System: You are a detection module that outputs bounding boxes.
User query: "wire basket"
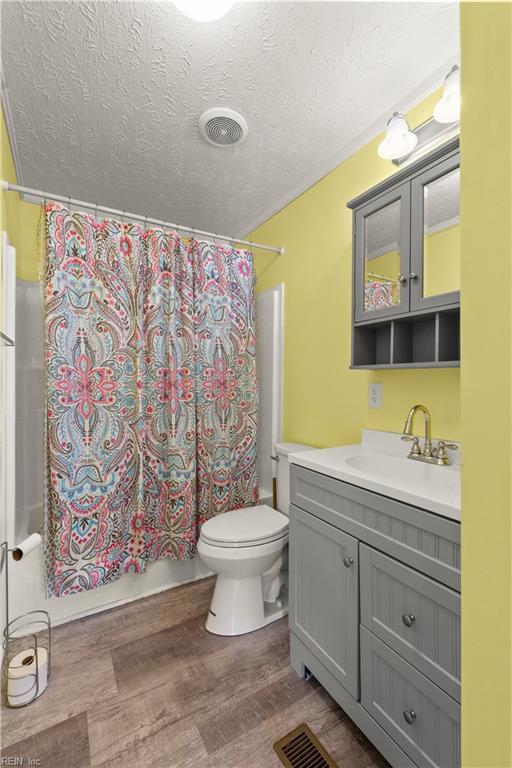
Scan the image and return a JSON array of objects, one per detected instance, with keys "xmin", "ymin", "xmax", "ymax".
[{"xmin": 2, "ymin": 610, "xmax": 51, "ymax": 708}]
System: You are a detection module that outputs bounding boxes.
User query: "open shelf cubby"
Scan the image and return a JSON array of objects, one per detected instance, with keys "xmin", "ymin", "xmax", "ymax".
[
  {"xmin": 437, "ymin": 309, "xmax": 460, "ymax": 362},
  {"xmin": 351, "ymin": 308, "xmax": 460, "ymax": 369},
  {"xmin": 353, "ymin": 323, "xmax": 392, "ymax": 367},
  {"xmin": 393, "ymin": 315, "xmax": 436, "ymax": 365}
]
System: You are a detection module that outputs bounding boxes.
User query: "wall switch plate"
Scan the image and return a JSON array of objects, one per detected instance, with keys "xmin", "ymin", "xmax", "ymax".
[{"xmin": 368, "ymin": 383, "xmax": 382, "ymax": 409}]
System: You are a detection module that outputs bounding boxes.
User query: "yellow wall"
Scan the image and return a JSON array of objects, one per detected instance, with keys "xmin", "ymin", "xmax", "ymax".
[
  {"xmin": 461, "ymin": 3, "xmax": 512, "ymax": 766},
  {"xmin": 249, "ymin": 89, "xmax": 460, "ymax": 447},
  {"xmin": 1, "ymin": 110, "xmax": 40, "ymax": 281}
]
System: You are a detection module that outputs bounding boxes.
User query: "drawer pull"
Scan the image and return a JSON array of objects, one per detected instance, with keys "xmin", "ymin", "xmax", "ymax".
[
  {"xmin": 403, "ymin": 709, "xmax": 417, "ymax": 725},
  {"xmin": 402, "ymin": 613, "xmax": 416, "ymax": 628},
  {"xmin": 343, "ymin": 556, "xmax": 354, "ymax": 568}
]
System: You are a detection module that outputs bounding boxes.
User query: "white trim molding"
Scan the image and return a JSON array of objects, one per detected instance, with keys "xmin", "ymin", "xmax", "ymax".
[
  {"xmin": 238, "ymin": 55, "xmax": 459, "ymax": 239},
  {"xmin": 0, "ymin": 80, "xmax": 24, "ymax": 186}
]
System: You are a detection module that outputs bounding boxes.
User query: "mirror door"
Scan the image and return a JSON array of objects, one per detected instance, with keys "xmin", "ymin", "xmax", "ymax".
[
  {"xmin": 410, "ymin": 153, "xmax": 460, "ymax": 311},
  {"xmin": 354, "ymin": 184, "xmax": 411, "ymax": 323}
]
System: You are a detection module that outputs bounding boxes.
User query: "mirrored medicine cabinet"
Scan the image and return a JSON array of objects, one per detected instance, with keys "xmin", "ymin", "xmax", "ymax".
[{"xmin": 348, "ymin": 138, "xmax": 460, "ymax": 369}]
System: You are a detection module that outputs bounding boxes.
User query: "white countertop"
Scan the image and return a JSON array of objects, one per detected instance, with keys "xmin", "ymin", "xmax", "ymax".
[{"xmin": 289, "ymin": 429, "xmax": 461, "ymax": 521}]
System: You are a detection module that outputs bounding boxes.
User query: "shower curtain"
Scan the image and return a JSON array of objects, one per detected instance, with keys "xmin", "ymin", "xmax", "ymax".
[{"xmin": 43, "ymin": 203, "xmax": 258, "ymax": 597}]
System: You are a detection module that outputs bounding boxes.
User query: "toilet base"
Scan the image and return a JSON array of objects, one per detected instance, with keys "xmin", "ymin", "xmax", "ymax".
[{"xmin": 205, "ymin": 574, "xmax": 288, "ymax": 636}]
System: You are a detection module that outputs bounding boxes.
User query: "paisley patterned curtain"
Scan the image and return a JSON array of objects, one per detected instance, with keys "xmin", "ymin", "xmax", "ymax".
[
  {"xmin": 192, "ymin": 240, "xmax": 258, "ymax": 522},
  {"xmin": 44, "ymin": 203, "xmax": 257, "ymax": 597}
]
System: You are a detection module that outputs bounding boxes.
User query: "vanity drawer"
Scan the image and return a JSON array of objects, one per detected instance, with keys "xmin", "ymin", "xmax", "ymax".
[
  {"xmin": 360, "ymin": 627, "xmax": 460, "ymax": 768},
  {"xmin": 360, "ymin": 545, "xmax": 460, "ymax": 701},
  {"xmin": 290, "ymin": 465, "xmax": 460, "ymax": 590}
]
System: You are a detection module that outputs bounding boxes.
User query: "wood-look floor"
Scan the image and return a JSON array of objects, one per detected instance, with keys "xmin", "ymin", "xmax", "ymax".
[{"xmin": 1, "ymin": 577, "xmax": 390, "ymax": 768}]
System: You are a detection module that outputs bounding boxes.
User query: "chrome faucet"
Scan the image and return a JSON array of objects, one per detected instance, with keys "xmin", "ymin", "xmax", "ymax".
[{"xmin": 401, "ymin": 404, "xmax": 458, "ymax": 466}]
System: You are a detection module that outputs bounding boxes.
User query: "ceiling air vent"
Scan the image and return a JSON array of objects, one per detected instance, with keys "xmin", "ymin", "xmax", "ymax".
[{"xmin": 199, "ymin": 107, "xmax": 248, "ymax": 147}]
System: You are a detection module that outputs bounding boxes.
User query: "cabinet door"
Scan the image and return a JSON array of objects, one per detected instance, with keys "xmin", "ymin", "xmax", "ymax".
[
  {"xmin": 289, "ymin": 504, "xmax": 359, "ymax": 697},
  {"xmin": 410, "ymin": 153, "xmax": 460, "ymax": 311},
  {"xmin": 360, "ymin": 545, "xmax": 460, "ymax": 701},
  {"xmin": 360, "ymin": 627, "xmax": 460, "ymax": 768},
  {"xmin": 354, "ymin": 183, "xmax": 411, "ymax": 323}
]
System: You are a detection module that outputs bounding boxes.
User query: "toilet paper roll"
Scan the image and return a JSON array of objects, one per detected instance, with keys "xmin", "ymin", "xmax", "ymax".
[
  {"xmin": 11, "ymin": 533, "xmax": 42, "ymax": 561},
  {"xmin": 7, "ymin": 647, "xmax": 48, "ymax": 706}
]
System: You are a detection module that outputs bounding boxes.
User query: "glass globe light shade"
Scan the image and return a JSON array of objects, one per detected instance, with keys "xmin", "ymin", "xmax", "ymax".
[
  {"xmin": 433, "ymin": 66, "xmax": 461, "ymax": 124},
  {"xmin": 378, "ymin": 112, "xmax": 418, "ymax": 160}
]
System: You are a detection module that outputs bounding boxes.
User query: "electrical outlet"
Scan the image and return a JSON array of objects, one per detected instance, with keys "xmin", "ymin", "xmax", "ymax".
[{"xmin": 368, "ymin": 383, "xmax": 382, "ymax": 409}]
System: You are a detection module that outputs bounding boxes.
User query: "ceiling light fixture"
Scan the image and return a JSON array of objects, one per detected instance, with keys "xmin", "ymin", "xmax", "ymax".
[
  {"xmin": 377, "ymin": 112, "xmax": 418, "ymax": 161},
  {"xmin": 433, "ymin": 65, "xmax": 461, "ymax": 124},
  {"xmin": 173, "ymin": 0, "xmax": 234, "ymax": 22}
]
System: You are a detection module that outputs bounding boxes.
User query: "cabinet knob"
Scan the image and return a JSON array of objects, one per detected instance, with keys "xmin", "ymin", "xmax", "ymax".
[
  {"xmin": 398, "ymin": 275, "xmax": 408, "ymax": 284},
  {"xmin": 408, "ymin": 272, "xmax": 418, "ymax": 280},
  {"xmin": 403, "ymin": 709, "xmax": 417, "ymax": 725},
  {"xmin": 402, "ymin": 613, "xmax": 416, "ymax": 627},
  {"xmin": 343, "ymin": 556, "xmax": 354, "ymax": 568}
]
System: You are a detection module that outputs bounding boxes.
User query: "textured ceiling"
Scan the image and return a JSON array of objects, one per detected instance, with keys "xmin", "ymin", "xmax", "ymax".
[{"xmin": 1, "ymin": 1, "xmax": 459, "ymax": 238}]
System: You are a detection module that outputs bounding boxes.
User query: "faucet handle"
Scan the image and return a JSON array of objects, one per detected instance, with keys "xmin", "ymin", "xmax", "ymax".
[
  {"xmin": 436, "ymin": 440, "xmax": 458, "ymax": 463},
  {"xmin": 402, "ymin": 435, "xmax": 421, "ymax": 456},
  {"xmin": 437, "ymin": 440, "xmax": 458, "ymax": 452}
]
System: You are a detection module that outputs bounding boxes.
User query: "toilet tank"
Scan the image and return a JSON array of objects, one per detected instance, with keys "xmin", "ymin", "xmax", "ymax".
[{"xmin": 275, "ymin": 442, "xmax": 314, "ymax": 516}]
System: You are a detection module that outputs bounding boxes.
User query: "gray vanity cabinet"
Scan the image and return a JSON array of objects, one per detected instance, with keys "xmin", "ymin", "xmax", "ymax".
[
  {"xmin": 289, "ymin": 505, "xmax": 359, "ymax": 697},
  {"xmin": 289, "ymin": 463, "xmax": 461, "ymax": 768}
]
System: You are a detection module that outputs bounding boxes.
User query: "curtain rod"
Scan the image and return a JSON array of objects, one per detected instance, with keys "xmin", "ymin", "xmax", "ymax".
[{"xmin": 1, "ymin": 180, "xmax": 285, "ymax": 256}]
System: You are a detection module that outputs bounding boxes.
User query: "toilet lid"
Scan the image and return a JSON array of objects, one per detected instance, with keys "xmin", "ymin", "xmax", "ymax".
[{"xmin": 200, "ymin": 505, "xmax": 288, "ymax": 547}]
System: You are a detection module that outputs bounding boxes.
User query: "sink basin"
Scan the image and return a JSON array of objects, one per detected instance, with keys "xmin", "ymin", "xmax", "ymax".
[
  {"xmin": 347, "ymin": 454, "xmax": 418, "ymax": 479},
  {"xmin": 345, "ymin": 453, "xmax": 458, "ymax": 493},
  {"xmin": 288, "ymin": 430, "xmax": 461, "ymax": 520}
]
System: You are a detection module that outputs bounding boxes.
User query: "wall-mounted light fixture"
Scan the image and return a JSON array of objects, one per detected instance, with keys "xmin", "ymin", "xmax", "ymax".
[
  {"xmin": 378, "ymin": 65, "xmax": 460, "ymax": 166},
  {"xmin": 433, "ymin": 65, "xmax": 461, "ymax": 124},
  {"xmin": 377, "ymin": 113, "xmax": 418, "ymax": 161}
]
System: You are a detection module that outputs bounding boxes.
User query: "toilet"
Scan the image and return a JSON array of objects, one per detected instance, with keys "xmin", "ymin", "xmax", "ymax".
[{"xmin": 197, "ymin": 442, "xmax": 313, "ymax": 636}]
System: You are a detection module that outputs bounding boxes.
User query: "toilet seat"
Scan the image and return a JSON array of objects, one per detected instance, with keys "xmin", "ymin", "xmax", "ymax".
[
  {"xmin": 200, "ymin": 530, "xmax": 288, "ymax": 548},
  {"xmin": 199, "ymin": 504, "xmax": 288, "ymax": 549}
]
